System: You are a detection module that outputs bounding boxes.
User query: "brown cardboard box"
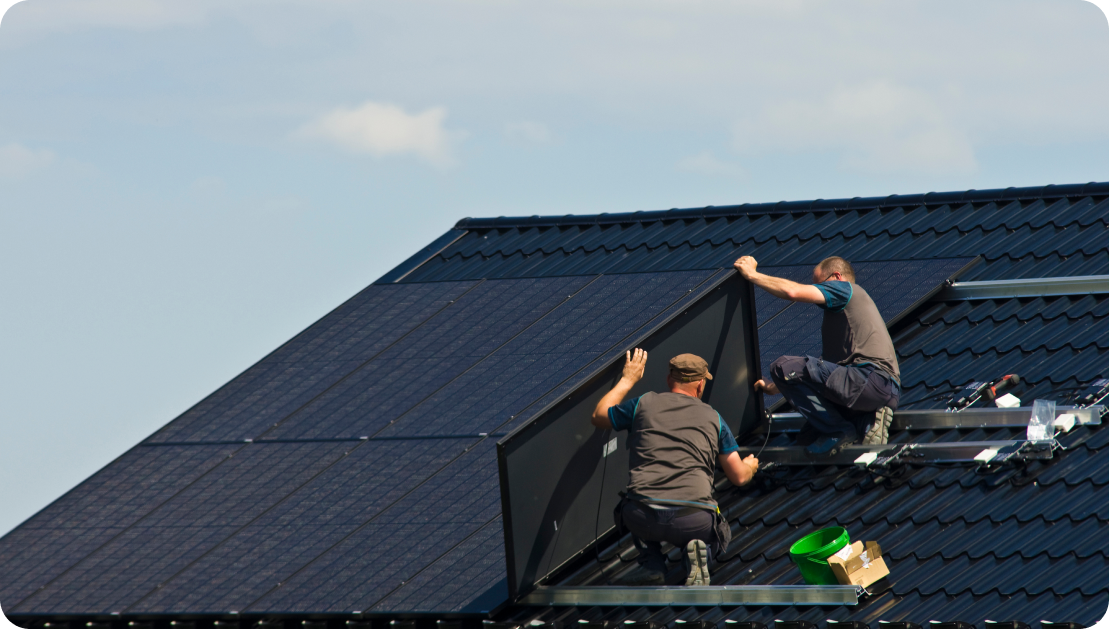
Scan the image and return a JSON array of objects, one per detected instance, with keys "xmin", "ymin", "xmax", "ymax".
[{"xmin": 827, "ymin": 541, "xmax": 890, "ymax": 588}]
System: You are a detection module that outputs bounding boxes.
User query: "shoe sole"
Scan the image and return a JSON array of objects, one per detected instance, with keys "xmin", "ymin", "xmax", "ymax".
[
  {"xmin": 862, "ymin": 407, "xmax": 893, "ymax": 445},
  {"xmin": 685, "ymin": 540, "xmax": 710, "ymax": 586}
]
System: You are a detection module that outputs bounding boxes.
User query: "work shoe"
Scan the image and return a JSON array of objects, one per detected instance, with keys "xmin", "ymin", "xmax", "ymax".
[
  {"xmin": 684, "ymin": 539, "xmax": 710, "ymax": 586},
  {"xmin": 861, "ymin": 407, "xmax": 893, "ymax": 445},
  {"xmin": 805, "ymin": 433, "xmax": 854, "ymax": 457},
  {"xmin": 793, "ymin": 421, "xmax": 820, "ymax": 447},
  {"xmin": 615, "ymin": 563, "xmax": 666, "ymax": 586}
]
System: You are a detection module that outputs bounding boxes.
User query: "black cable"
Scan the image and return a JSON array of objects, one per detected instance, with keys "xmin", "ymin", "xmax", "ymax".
[
  {"xmin": 897, "ymin": 386, "xmax": 963, "ymax": 408},
  {"xmin": 593, "ymin": 429, "xmax": 614, "ymax": 585},
  {"xmin": 754, "ymin": 412, "xmax": 773, "ymax": 459}
]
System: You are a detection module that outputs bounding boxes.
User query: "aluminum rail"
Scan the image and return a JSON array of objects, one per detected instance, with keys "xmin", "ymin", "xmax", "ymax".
[
  {"xmin": 738, "ymin": 440, "xmax": 1055, "ymax": 467},
  {"xmin": 755, "ymin": 407, "xmax": 1103, "ymax": 434},
  {"xmin": 936, "ymin": 275, "xmax": 1109, "ymax": 300},
  {"xmin": 518, "ymin": 585, "xmax": 861, "ymax": 607}
]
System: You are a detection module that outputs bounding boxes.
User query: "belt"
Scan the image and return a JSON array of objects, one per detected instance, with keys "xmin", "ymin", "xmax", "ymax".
[{"xmin": 630, "ymin": 499, "xmax": 712, "ymax": 519}]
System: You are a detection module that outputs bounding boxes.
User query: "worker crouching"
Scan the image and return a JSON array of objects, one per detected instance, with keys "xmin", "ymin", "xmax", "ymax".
[{"xmin": 592, "ymin": 350, "xmax": 759, "ymax": 586}]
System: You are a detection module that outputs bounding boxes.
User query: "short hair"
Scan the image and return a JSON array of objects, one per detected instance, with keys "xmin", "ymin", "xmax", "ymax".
[{"xmin": 816, "ymin": 256, "xmax": 856, "ymax": 282}]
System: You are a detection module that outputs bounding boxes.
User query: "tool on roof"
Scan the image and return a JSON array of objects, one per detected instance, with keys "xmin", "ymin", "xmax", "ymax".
[{"xmin": 946, "ymin": 374, "xmax": 1020, "ymax": 411}]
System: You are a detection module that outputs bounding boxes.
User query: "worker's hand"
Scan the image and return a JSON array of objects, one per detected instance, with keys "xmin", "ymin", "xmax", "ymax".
[
  {"xmin": 733, "ymin": 255, "xmax": 758, "ymax": 280},
  {"xmin": 743, "ymin": 454, "xmax": 759, "ymax": 474},
  {"xmin": 621, "ymin": 348, "xmax": 647, "ymax": 384},
  {"xmin": 754, "ymin": 378, "xmax": 779, "ymax": 395}
]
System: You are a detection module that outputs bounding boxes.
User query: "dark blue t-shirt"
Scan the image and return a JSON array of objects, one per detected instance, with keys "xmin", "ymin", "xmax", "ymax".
[{"xmin": 609, "ymin": 395, "xmax": 739, "ymax": 454}]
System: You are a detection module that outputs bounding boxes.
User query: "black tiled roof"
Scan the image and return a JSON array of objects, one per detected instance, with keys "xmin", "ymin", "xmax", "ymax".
[{"xmin": 3, "ymin": 181, "xmax": 1108, "ymax": 627}]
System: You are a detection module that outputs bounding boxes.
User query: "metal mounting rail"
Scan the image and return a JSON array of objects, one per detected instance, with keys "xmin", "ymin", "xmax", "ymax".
[
  {"xmin": 739, "ymin": 440, "xmax": 1055, "ymax": 467},
  {"xmin": 935, "ymin": 275, "xmax": 1109, "ymax": 300},
  {"xmin": 756, "ymin": 407, "xmax": 1103, "ymax": 434},
  {"xmin": 518, "ymin": 585, "xmax": 861, "ymax": 607}
]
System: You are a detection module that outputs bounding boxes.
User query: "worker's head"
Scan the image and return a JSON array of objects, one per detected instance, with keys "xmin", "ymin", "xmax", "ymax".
[
  {"xmin": 667, "ymin": 353, "xmax": 713, "ymax": 398},
  {"xmin": 813, "ymin": 256, "xmax": 856, "ymax": 283}
]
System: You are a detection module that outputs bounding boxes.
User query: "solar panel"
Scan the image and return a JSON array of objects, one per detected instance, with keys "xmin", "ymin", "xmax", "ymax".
[
  {"xmin": 146, "ymin": 281, "xmax": 480, "ymax": 444},
  {"xmin": 369, "ymin": 518, "xmax": 507, "ymax": 614},
  {"xmin": 246, "ymin": 440, "xmax": 502, "ymax": 614},
  {"xmin": 0, "ymin": 444, "xmax": 239, "ymax": 607},
  {"xmin": 13, "ymin": 442, "xmax": 351, "ymax": 614},
  {"xmin": 129, "ymin": 438, "xmax": 476, "ymax": 613},
  {"xmin": 264, "ymin": 276, "xmax": 594, "ymax": 440},
  {"xmin": 376, "ymin": 270, "xmax": 721, "ymax": 438}
]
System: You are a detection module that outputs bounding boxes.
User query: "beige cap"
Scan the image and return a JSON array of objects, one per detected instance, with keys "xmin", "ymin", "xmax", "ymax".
[{"xmin": 669, "ymin": 353, "xmax": 713, "ymax": 383}]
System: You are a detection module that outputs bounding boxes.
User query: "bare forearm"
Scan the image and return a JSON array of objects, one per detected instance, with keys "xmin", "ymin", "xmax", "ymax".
[
  {"xmin": 748, "ymin": 271, "xmax": 810, "ymax": 302},
  {"xmin": 592, "ymin": 377, "xmax": 636, "ymax": 428}
]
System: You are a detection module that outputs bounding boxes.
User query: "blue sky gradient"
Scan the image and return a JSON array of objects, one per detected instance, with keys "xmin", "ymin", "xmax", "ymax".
[{"xmin": 1, "ymin": 0, "xmax": 1108, "ymax": 535}]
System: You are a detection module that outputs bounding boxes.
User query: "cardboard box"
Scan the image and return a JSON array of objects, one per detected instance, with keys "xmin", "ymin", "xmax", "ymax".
[{"xmin": 827, "ymin": 541, "xmax": 890, "ymax": 588}]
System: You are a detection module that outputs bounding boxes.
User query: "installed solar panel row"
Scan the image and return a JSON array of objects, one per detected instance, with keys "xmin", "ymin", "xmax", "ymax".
[{"xmin": 2, "ymin": 269, "xmax": 727, "ymax": 616}]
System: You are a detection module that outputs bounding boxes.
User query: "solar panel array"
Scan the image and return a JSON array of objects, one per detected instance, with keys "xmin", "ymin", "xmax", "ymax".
[{"xmin": 1, "ymin": 270, "xmax": 725, "ymax": 616}]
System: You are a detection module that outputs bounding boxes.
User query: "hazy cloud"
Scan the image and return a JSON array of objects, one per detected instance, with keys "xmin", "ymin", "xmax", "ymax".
[
  {"xmin": 0, "ymin": 142, "xmax": 55, "ymax": 179},
  {"xmin": 676, "ymin": 151, "xmax": 746, "ymax": 179},
  {"xmin": 297, "ymin": 101, "xmax": 458, "ymax": 167},
  {"xmin": 733, "ymin": 82, "xmax": 978, "ymax": 176}
]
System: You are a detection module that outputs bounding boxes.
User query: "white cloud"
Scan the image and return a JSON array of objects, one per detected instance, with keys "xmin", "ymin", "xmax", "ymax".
[
  {"xmin": 296, "ymin": 101, "xmax": 458, "ymax": 167},
  {"xmin": 504, "ymin": 121, "xmax": 552, "ymax": 145},
  {"xmin": 0, "ymin": 142, "xmax": 55, "ymax": 179},
  {"xmin": 676, "ymin": 151, "xmax": 746, "ymax": 178},
  {"xmin": 733, "ymin": 82, "xmax": 978, "ymax": 176}
]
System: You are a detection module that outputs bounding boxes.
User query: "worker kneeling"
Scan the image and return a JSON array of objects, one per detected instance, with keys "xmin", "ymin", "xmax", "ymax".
[{"xmin": 592, "ymin": 350, "xmax": 759, "ymax": 586}]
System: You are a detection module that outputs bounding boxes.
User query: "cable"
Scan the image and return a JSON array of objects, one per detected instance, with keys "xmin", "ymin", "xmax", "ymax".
[
  {"xmin": 593, "ymin": 429, "xmax": 614, "ymax": 585},
  {"xmin": 754, "ymin": 412, "xmax": 773, "ymax": 459}
]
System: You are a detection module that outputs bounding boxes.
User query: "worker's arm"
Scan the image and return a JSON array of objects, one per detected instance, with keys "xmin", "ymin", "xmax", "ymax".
[
  {"xmin": 734, "ymin": 256, "xmax": 825, "ymax": 305},
  {"xmin": 591, "ymin": 348, "xmax": 647, "ymax": 429},
  {"xmin": 719, "ymin": 452, "xmax": 759, "ymax": 486}
]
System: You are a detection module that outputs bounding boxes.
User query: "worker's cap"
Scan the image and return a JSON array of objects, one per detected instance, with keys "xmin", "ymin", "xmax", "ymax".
[{"xmin": 669, "ymin": 354, "xmax": 713, "ymax": 383}]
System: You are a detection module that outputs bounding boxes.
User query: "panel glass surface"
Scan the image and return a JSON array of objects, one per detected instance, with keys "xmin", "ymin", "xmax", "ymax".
[
  {"xmin": 13, "ymin": 442, "xmax": 351, "ymax": 614},
  {"xmin": 265, "ymin": 276, "xmax": 593, "ymax": 440},
  {"xmin": 130, "ymin": 438, "xmax": 476, "ymax": 613},
  {"xmin": 0, "ymin": 444, "xmax": 239, "ymax": 607},
  {"xmin": 247, "ymin": 440, "xmax": 502, "ymax": 614},
  {"xmin": 147, "ymin": 281, "xmax": 479, "ymax": 443},
  {"xmin": 377, "ymin": 270, "xmax": 719, "ymax": 438}
]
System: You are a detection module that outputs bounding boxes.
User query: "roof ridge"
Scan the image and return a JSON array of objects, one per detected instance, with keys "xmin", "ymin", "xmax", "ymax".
[{"xmin": 454, "ymin": 181, "xmax": 1109, "ymax": 229}]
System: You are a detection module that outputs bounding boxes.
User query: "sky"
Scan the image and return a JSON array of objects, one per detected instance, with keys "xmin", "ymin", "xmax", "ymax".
[{"xmin": 1, "ymin": 0, "xmax": 1108, "ymax": 537}]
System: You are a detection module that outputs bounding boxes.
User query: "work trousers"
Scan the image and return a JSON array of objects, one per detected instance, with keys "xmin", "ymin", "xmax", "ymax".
[
  {"xmin": 769, "ymin": 355, "xmax": 900, "ymax": 440},
  {"xmin": 621, "ymin": 501, "xmax": 716, "ymax": 574}
]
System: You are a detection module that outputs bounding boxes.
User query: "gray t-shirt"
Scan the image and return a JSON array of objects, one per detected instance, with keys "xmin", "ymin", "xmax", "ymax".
[
  {"xmin": 608, "ymin": 391, "xmax": 738, "ymax": 511},
  {"xmin": 814, "ymin": 281, "xmax": 900, "ymax": 380}
]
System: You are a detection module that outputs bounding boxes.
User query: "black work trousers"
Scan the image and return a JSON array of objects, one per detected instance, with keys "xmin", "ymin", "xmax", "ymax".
[
  {"xmin": 769, "ymin": 355, "xmax": 899, "ymax": 440},
  {"xmin": 621, "ymin": 501, "xmax": 715, "ymax": 573}
]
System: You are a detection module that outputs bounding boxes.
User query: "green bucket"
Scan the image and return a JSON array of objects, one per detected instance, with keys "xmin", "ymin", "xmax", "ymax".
[{"xmin": 789, "ymin": 527, "xmax": 850, "ymax": 585}]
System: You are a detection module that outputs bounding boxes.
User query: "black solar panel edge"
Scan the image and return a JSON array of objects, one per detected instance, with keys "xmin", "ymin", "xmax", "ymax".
[{"xmin": 375, "ymin": 229, "xmax": 468, "ymax": 285}]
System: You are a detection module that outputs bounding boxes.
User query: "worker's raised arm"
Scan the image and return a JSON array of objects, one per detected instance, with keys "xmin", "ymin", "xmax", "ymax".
[
  {"xmin": 592, "ymin": 348, "xmax": 647, "ymax": 429},
  {"xmin": 733, "ymin": 256, "xmax": 825, "ymax": 305},
  {"xmin": 719, "ymin": 451, "xmax": 759, "ymax": 486}
]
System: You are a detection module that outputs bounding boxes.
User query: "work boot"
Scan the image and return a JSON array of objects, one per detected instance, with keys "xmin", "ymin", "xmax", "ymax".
[
  {"xmin": 615, "ymin": 563, "xmax": 665, "ymax": 586},
  {"xmin": 861, "ymin": 407, "xmax": 893, "ymax": 445},
  {"xmin": 793, "ymin": 421, "xmax": 820, "ymax": 446},
  {"xmin": 805, "ymin": 433, "xmax": 854, "ymax": 457},
  {"xmin": 684, "ymin": 539, "xmax": 710, "ymax": 586}
]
